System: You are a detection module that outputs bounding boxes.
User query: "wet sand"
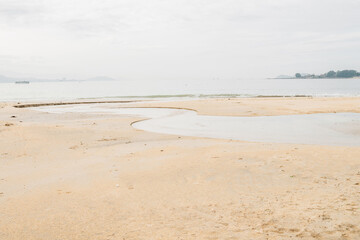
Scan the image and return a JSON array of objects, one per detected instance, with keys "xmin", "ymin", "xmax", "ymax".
[{"xmin": 0, "ymin": 97, "xmax": 360, "ymax": 239}]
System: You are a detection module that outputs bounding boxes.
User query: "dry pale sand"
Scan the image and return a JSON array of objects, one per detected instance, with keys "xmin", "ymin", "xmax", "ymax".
[{"xmin": 0, "ymin": 97, "xmax": 359, "ymax": 240}]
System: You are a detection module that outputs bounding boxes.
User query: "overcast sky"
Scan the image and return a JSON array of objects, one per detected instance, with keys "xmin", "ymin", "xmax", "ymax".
[{"xmin": 0, "ymin": 0, "xmax": 359, "ymax": 80}]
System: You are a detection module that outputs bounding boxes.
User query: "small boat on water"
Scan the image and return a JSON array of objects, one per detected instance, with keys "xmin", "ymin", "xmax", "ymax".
[{"xmin": 15, "ymin": 81, "xmax": 30, "ymax": 84}]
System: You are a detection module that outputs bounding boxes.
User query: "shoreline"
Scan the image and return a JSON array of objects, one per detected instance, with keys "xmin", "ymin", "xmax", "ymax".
[
  {"xmin": 4, "ymin": 94, "xmax": 360, "ymax": 107},
  {"xmin": 8, "ymin": 96, "xmax": 360, "ymax": 115}
]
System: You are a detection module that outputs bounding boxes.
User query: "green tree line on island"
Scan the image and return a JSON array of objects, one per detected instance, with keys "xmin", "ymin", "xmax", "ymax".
[{"xmin": 295, "ymin": 70, "xmax": 360, "ymax": 79}]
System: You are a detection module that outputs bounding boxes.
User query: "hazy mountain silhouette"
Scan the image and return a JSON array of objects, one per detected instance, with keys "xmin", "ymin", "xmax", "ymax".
[{"xmin": 0, "ymin": 75, "xmax": 117, "ymax": 83}]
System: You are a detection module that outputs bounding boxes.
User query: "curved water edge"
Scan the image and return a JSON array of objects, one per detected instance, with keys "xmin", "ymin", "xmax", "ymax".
[{"xmin": 33, "ymin": 104, "xmax": 360, "ymax": 146}]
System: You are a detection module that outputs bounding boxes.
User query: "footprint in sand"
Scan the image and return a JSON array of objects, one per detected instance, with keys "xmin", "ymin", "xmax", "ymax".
[
  {"xmin": 98, "ymin": 138, "xmax": 117, "ymax": 142},
  {"xmin": 57, "ymin": 190, "xmax": 72, "ymax": 194}
]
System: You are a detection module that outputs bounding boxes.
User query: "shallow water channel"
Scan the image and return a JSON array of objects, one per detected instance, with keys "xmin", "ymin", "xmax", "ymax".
[{"xmin": 35, "ymin": 104, "xmax": 360, "ymax": 146}]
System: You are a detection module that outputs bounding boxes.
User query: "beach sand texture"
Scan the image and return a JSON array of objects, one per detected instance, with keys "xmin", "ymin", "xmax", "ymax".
[{"xmin": 0, "ymin": 97, "xmax": 360, "ymax": 239}]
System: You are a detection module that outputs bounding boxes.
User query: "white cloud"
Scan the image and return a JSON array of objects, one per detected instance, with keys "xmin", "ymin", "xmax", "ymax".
[{"xmin": 0, "ymin": 0, "xmax": 359, "ymax": 79}]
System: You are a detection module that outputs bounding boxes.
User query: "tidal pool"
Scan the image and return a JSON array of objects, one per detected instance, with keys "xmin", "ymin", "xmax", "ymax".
[{"xmin": 34, "ymin": 104, "xmax": 360, "ymax": 146}]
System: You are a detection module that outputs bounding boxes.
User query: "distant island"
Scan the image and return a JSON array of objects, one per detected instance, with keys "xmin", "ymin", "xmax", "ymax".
[{"xmin": 275, "ymin": 70, "xmax": 360, "ymax": 79}]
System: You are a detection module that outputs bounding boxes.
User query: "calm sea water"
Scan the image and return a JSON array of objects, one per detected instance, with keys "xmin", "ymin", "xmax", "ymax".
[{"xmin": 1, "ymin": 78, "xmax": 360, "ymax": 102}]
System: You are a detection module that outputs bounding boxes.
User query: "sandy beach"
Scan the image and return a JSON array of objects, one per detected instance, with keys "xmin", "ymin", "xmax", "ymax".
[{"xmin": 0, "ymin": 97, "xmax": 360, "ymax": 239}]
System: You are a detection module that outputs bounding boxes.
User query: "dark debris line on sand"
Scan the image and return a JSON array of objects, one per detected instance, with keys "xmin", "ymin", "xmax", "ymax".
[{"xmin": 13, "ymin": 100, "xmax": 142, "ymax": 108}]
